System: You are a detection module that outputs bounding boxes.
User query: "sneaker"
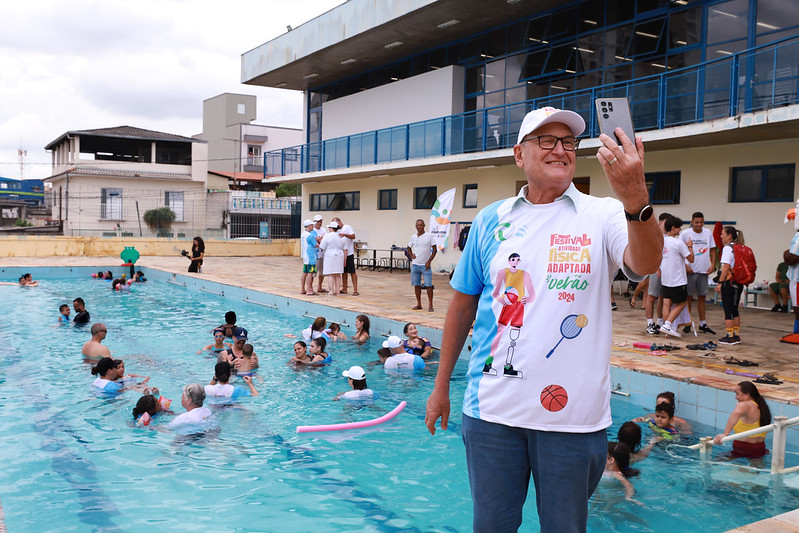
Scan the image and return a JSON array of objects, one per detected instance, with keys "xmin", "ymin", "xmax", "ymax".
[
  {"xmin": 611, "ymin": 302, "xmax": 618, "ymax": 311},
  {"xmin": 772, "ymin": 304, "xmax": 783, "ymax": 312},
  {"xmin": 660, "ymin": 324, "xmax": 681, "ymax": 337},
  {"xmin": 682, "ymin": 325, "xmax": 692, "ymax": 334},
  {"xmin": 731, "ymin": 335, "xmax": 742, "ymax": 345},
  {"xmin": 698, "ymin": 324, "xmax": 716, "ymax": 335},
  {"xmin": 646, "ymin": 323, "xmax": 659, "ymax": 335},
  {"xmin": 718, "ymin": 335, "xmax": 736, "ymax": 345},
  {"xmin": 781, "ymin": 305, "xmax": 790, "ymax": 313}
]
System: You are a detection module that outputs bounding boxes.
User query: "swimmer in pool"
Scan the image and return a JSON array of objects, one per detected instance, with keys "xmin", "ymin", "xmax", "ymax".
[
  {"xmin": 233, "ymin": 343, "xmax": 257, "ymax": 376},
  {"xmin": 633, "ymin": 391, "xmax": 691, "ymax": 433},
  {"xmin": 58, "ymin": 304, "xmax": 71, "ymax": 323},
  {"xmin": 333, "ymin": 366, "xmax": 374, "ymax": 401},
  {"xmin": 603, "ymin": 441, "xmax": 640, "ymax": 502},
  {"xmin": 646, "ymin": 403, "xmax": 679, "ymax": 440},
  {"xmin": 197, "ymin": 328, "xmax": 232, "ymax": 355},
  {"xmin": 19, "ymin": 273, "xmax": 38, "ymax": 286},
  {"xmin": 351, "ymin": 314, "xmax": 370, "ymax": 344},
  {"xmin": 115, "ymin": 360, "xmax": 150, "ymax": 391},
  {"xmin": 206, "ymin": 362, "xmax": 259, "ymax": 401},
  {"xmin": 309, "ymin": 337, "xmax": 330, "ymax": 364},
  {"xmin": 324, "ymin": 322, "xmax": 347, "ymax": 341},
  {"xmin": 91, "ymin": 358, "xmax": 124, "ymax": 397},
  {"xmin": 288, "ymin": 341, "xmax": 314, "ymax": 365},
  {"xmin": 82, "ymin": 323, "xmax": 111, "ymax": 361}
]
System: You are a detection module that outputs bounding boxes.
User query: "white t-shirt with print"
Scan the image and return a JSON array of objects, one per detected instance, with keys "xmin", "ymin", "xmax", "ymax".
[
  {"xmin": 452, "ymin": 184, "xmax": 637, "ymax": 433},
  {"xmin": 660, "ymin": 235, "xmax": 691, "ymax": 287},
  {"xmin": 680, "ymin": 227, "xmax": 714, "ymax": 274}
]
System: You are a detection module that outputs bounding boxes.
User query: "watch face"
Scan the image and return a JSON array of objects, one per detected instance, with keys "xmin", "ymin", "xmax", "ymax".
[{"xmin": 640, "ymin": 205, "xmax": 654, "ymax": 222}]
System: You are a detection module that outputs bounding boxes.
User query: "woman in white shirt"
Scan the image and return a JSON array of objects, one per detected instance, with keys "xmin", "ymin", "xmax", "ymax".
[{"xmin": 319, "ymin": 222, "xmax": 346, "ymax": 295}]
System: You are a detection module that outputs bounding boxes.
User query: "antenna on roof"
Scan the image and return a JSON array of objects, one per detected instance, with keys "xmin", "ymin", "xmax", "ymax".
[{"xmin": 17, "ymin": 148, "xmax": 27, "ymax": 180}]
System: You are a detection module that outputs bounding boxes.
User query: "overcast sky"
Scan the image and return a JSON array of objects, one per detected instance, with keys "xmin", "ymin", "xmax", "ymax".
[{"xmin": 0, "ymin": 0, "xmax": 343, "ymax": 180}]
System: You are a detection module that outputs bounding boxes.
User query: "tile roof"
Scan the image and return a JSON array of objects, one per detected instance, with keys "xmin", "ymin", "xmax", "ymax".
[{"xmin": 43, "ymin": 166, "xmax": 193, "ymax": 182}]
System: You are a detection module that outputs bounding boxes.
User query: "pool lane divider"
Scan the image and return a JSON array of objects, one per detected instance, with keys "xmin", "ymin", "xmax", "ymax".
[{"xmin": 297, "ymin": 401, "xmax": 407, "ymax": 433}]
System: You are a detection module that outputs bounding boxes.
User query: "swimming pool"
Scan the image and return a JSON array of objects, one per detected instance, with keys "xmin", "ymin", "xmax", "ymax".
[{"xmin": 1, "ymin": 273, "xmax": 799, "ymax": 532}]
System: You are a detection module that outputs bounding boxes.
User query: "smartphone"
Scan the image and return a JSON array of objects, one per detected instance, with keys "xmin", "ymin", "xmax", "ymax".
[{"xmin": 595, "ymin": 98, "xmax": 635, "ymax": 150}]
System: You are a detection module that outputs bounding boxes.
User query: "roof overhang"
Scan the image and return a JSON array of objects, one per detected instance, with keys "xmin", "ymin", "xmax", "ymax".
[{"xmin": 242, "ymin": 0, "xmax": 569, "ymax": 91}]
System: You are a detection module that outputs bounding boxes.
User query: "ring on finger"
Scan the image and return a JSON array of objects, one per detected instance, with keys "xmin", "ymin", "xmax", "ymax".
[{"xmin": 608, "ymin": 157, "xmax": 618, "ymax": 165}]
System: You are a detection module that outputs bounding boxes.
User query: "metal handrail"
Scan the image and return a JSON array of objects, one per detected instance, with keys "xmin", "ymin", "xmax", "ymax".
[
  {"xmin": 686, "ymin": 415, "xmax": 799, "ymax": 474},
  {"xmin": 264, "ymin": 34, "xmax": 799, "ymax": 177}
]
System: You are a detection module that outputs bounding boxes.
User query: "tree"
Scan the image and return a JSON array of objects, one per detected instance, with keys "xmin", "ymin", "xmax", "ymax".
[
  {"xmin": 275, "ymin": 183, "xmax": 301, "ymax": 197},
  {"xmin": 142, "ymin": 207, "xmax": 176, "ymax": 236}
]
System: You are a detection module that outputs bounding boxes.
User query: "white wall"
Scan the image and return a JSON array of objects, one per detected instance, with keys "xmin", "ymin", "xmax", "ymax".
[{"xmin": 322, "ymin": 65, "xmax": 465, "ymax": 140}]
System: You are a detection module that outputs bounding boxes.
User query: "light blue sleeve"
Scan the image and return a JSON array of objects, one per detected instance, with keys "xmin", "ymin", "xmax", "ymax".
[{"xmin": 232, "ymin": 387, "xmax": 251, "ymax": 399}]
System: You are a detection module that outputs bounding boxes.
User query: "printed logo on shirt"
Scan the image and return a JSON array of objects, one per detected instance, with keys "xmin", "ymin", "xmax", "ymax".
[{"xmin": 545, "ymin": 233, "xmax": 592, "ymax": 301}]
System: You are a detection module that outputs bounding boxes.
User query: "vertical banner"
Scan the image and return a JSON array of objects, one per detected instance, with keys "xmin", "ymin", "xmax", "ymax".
[{"xmin": 429, "ymin": 187, "xmax": 456, "ymax": 251}]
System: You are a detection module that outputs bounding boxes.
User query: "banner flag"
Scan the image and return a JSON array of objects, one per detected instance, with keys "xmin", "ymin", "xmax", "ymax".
[{"xmin": 429, "ymin": 188, "xmax": 456, "ymax": 251}]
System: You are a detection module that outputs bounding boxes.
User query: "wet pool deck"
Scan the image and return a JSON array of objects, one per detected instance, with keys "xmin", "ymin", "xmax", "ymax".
[{"xmin": 4, "ymin": 254, "xmax": 799, "ymax": 532}]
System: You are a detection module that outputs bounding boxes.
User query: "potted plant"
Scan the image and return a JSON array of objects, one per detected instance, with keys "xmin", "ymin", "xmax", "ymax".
[{"xmin": 142, "ymin": 207, "xmax": 176, "ymax": 237}]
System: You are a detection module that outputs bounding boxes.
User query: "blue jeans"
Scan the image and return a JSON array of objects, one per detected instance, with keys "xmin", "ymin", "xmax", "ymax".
[
  {"xmin": 411, "ymin": 263, "xmax": 432, "ymax": 287},
  {"xmin": 461, "ymin": 414, "xmax": 606, "ymax": 533}
]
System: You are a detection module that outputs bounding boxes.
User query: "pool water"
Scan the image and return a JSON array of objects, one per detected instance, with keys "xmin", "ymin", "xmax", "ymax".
[{"xmin": 1, "ymin": 276, "xmax": 799, "ymax": 532}]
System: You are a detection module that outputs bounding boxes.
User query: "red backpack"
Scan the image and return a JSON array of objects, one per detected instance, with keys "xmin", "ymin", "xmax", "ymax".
[{"xmin": 731, "ymin": 243, "xmax": 757, "ymax": 285}]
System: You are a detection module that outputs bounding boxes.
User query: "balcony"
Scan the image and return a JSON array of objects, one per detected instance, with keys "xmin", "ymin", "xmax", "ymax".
[{"xmin": 264, "ymin": 35, "xmax": 799, "ymax": 178}]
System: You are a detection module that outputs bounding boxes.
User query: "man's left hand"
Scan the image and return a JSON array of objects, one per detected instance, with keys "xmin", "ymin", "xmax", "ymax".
[{"xmin": 596, "ymin": 128, "xmax": 649, "ymax": 213}]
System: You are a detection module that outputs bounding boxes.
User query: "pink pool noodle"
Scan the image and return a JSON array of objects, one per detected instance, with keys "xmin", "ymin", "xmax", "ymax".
[{"xmin": 296, "ymin": 401, "xmax": 407, "ymax": 433}]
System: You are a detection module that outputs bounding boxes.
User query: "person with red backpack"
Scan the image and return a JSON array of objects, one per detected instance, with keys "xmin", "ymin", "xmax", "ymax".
[{"xmin": 718, "ymin": 226, "xmax": 748, "ymax": 344}]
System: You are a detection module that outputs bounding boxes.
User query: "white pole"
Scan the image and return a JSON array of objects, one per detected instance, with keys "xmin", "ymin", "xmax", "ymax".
[{"xmin": 772, "ymin": 415, "xmax": 788, "ymax": 474}]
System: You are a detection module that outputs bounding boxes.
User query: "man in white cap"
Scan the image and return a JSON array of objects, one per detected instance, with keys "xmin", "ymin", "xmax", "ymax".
[
  {"xmin": 312, "ymin": 215, "xmax": 327, "ymax": 292},
  {"xmin": 334, "ymin": 365, "xmax": 374, "ymax": 401},
  {"xmin": 300, "ymin": 219, "xmax": 314, "ymax": 294},
  {"xmin": 382, "ymin": 335, "xmax": 423, "ymax": 372},
  {"xmin": 425, "ymin": 106, "xmax": 662, "ymax": 532}
]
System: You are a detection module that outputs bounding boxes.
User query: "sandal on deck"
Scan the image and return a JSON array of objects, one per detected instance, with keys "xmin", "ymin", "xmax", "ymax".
[{"xmin": 755, "ymin": 373, "xmax": 783, "ymax": 385}]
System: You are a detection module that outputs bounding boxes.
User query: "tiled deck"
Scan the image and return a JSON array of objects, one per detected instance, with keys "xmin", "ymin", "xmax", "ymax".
[{"xmin": 3, "ymin": 254, "xmax": 799, "ymax": 532}]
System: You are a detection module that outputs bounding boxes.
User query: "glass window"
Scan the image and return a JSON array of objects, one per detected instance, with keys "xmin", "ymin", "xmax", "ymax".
[
  {"xmin": 309, "ymin": 192, "xmax": 360, "ymax": 211},
  {"xmin": 165, "ymin": 191, "xmax": 184, "ymax": 222},
  {"xmin": 579, "ymin": 0, "xmax": 605, "ymax": 32},
  {"xmin": 731, "ymin": 164, "xmax": 795, "ymax": 202},
  {"xmin": 463, "ymin": 184, "xmax": 478, "ymax": 208},
  {"xmin": 485, "ymin": 60, "xmax": 505, "ymax": 93},
  {"xmin": 757, "ymin": 0, "xmax": 799, "ymax": 36},
  {"xmin": 645, "ymin": 172, "xmax": 681, "ymax": 204},
  {"xmin": 604, "ymin": 24, "xmax": 634, "ymax": 65},
  {"xmin": 633, "ymin": 18, "xmax": 666, "ymax": 57},
  {"xmin": 378, "ymin": 189, "xmax": 397, "ymax": 210},
  {"xmin": 577, "ymin": 33, "xmax": 604, "ymax": 72},
  {"xmin": 668, "ymin": 7, "xmax": 702, "ymax": 49},
  {"xmin": 707, "ymin": 0, "xmax": 749, "ymax": 44},
  {"xmin": 101, "ymin": 188, "xmax": 122, "ymax": 220},
  {"xmin": 414, "ymin": 187, "xmax": 437, "ymax": 210},
  {"xmin": 466, "ymin": 66, "xmax": 485, "ymax": 94},
  {"xmin": 607, "ymin": 0, "xmax": 635, "ymax": 25},
  {"xmin": 544, "ymin": 44, "xmax": 575, "ymax": 75},
  {"xmin": 505, "ymin": 53, "xmax": 526, "ymax": 88},
  {"xmin": 521, "ymin": 49, "xmax": 548, "ymax": 80}
]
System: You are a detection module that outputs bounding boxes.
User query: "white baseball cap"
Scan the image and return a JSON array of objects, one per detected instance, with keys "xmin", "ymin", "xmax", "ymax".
[
  {"xmin": 313, "ymin": 215, "xmax": 323, "ymax": 222},
  {"xmin": 382, "ymin": 335, "xmax": 403, "ymax": 349},
  {"xmin": 516, "ymin": 106, "xmax": 585, "ymax": 145},
  {"xmin": 342, "ymin": 365, "xmax": 366, "ymax": 380},
  {"xmin": 303, "ymin": 219, "xmax": 313, "ymax": 227}
]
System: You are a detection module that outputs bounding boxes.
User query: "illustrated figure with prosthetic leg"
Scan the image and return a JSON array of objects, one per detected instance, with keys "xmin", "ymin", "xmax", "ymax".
[{"xmin": 483, "ymin": 253, "xmax": 534, "ymax": 378}]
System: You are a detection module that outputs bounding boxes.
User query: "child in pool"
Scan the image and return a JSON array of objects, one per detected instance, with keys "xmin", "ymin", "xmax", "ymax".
[
  {"xmin": 647, "ymin": 402, "xmax": 680, "ymax": 440},
  {"xmin": 309, "ymin": 337, "xmax": 330, "ymax": 364},
  {"xmin": 103, "ymin": 271, "xmax": 114, "ymax": 280},
  {"xmin": 57, "ymin": 304, "xmax": 70, "ymax": 323},
  {"xmin": 617, "ymin": 421, "xmax": 660, "ymax": 464},
  {"xmin": 404, "ymin": 337, "xmax": 425, "ymax": 356},
  {"xmin": 604, "ymin": 441, "xmax": 640, "ymax": 502},
  {"xmin": 197, "ymin": 328, "xmax": 232, "ymax": 355},
  {"xmin": 333, "ymin": 366, "xmax": 374, "ymax": 401},
  {"xmin": 133, "ymin": 389, "xmax": 173, "ymax": 426},
  {"xmin": 234, "ymin": 343, "xmax": 257, "ymax": 376},
  {"xmin": 288, "ymin": 341, "xmax": 314, "ymax": 365},
  {"xmin": 324, "ymin": 322, "xmax": 347, "ymax": 341},
  {"xmin": 217, "ymin": 310, "xmax": 238, "ymax": 338},
  {"xmin": 633, "ymin": 391, "xmax": 692, "ymax": 433}
]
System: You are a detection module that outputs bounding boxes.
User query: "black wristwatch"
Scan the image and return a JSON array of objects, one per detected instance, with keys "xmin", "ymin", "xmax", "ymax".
[{"xmin": 624, "ymin": 204, "xmax": 654, "ymax": 223}]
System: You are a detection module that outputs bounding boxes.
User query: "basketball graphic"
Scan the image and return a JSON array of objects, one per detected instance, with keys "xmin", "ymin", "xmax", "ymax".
[
  {"xmin": 540, "ymin": 384, "xmax": 568, "ymax": 412},
  {"xmin": 493, "ymin": 222, "xmax": 515, "ymax": 242},
  {"xmin": 575, "ymin": 314, "xmax": 588, "ymax": 328}
]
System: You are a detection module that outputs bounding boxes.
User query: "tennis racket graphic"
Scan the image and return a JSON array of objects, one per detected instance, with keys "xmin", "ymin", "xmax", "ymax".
[{"xmin": 545, "ymin": 314, "xmax": 588, "ymax": 358}]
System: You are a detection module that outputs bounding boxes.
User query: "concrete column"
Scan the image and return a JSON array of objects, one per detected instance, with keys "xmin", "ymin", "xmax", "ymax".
[{"xmin": 151, "ymin": 142, "xmax": 156, "ymax": 163}]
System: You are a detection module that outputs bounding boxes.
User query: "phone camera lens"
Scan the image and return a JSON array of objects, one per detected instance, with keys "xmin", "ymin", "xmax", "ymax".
[{"xmin": 603, "ymin": 113, "xmax": 609, "ymax": 119}]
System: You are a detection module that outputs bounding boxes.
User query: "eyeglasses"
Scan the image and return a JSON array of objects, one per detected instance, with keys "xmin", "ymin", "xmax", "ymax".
[{"xmin": 520, "ymin": 135, "xmax": 580, "ymax": 151}]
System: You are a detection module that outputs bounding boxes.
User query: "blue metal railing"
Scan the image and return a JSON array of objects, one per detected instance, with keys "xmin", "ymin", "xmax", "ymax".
[{"xmin": 264, "ymin": 35, "xmax": 799, "ymax": 178}]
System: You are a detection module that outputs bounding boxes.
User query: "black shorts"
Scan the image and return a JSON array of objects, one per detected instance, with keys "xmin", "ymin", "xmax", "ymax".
[
  {"xmin": 344, "ymin": 254, "xmax": 356, "ymax": 274},
  {"xmin": 661, "ymin": 284, "xmax": 687, "ymax": 304}
]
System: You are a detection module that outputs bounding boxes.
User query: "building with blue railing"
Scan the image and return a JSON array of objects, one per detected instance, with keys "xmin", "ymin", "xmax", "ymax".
[{"xmin": 242, "ymin": 0, "xmax": 799, "ymax": 275}]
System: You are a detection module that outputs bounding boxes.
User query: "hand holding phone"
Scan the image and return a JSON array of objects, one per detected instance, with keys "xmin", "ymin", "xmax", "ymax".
[{"xmin": 596, "ymin": 98, "xmax": 635, "ymax": 150}]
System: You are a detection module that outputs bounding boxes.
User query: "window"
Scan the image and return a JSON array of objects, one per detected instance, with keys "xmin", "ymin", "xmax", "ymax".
[
  {"xmin": 414, "ymin": 187, "xmax": 437, "ymax": 210},
  {"xmin": 463, "ymin": 184, "xmax": 478, "ymax": 208},
  {"xmin": 101, "ymin": 188, "xmax": 123, "ymax": 219},
  {"xmin": 730, "ymin": 164, "xmax": 795, "ymax": 202},
  {"xmin": 165, "ymin": 191, "xmax": 184, "ymax": 221},
  {"xmin": 309, "ymin": 191, "xmax": 360, "ymax": 211},
  {"xmin": 378, "ymin": 189, "xmax": 397, "ymax": 210},
  {"xmin": 645, "ymin": 172, "xmax": 680, "ymax": 204},
  {"xmin": 247, "ymin": 145, "xmax": 262, "ymax": 166}
]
